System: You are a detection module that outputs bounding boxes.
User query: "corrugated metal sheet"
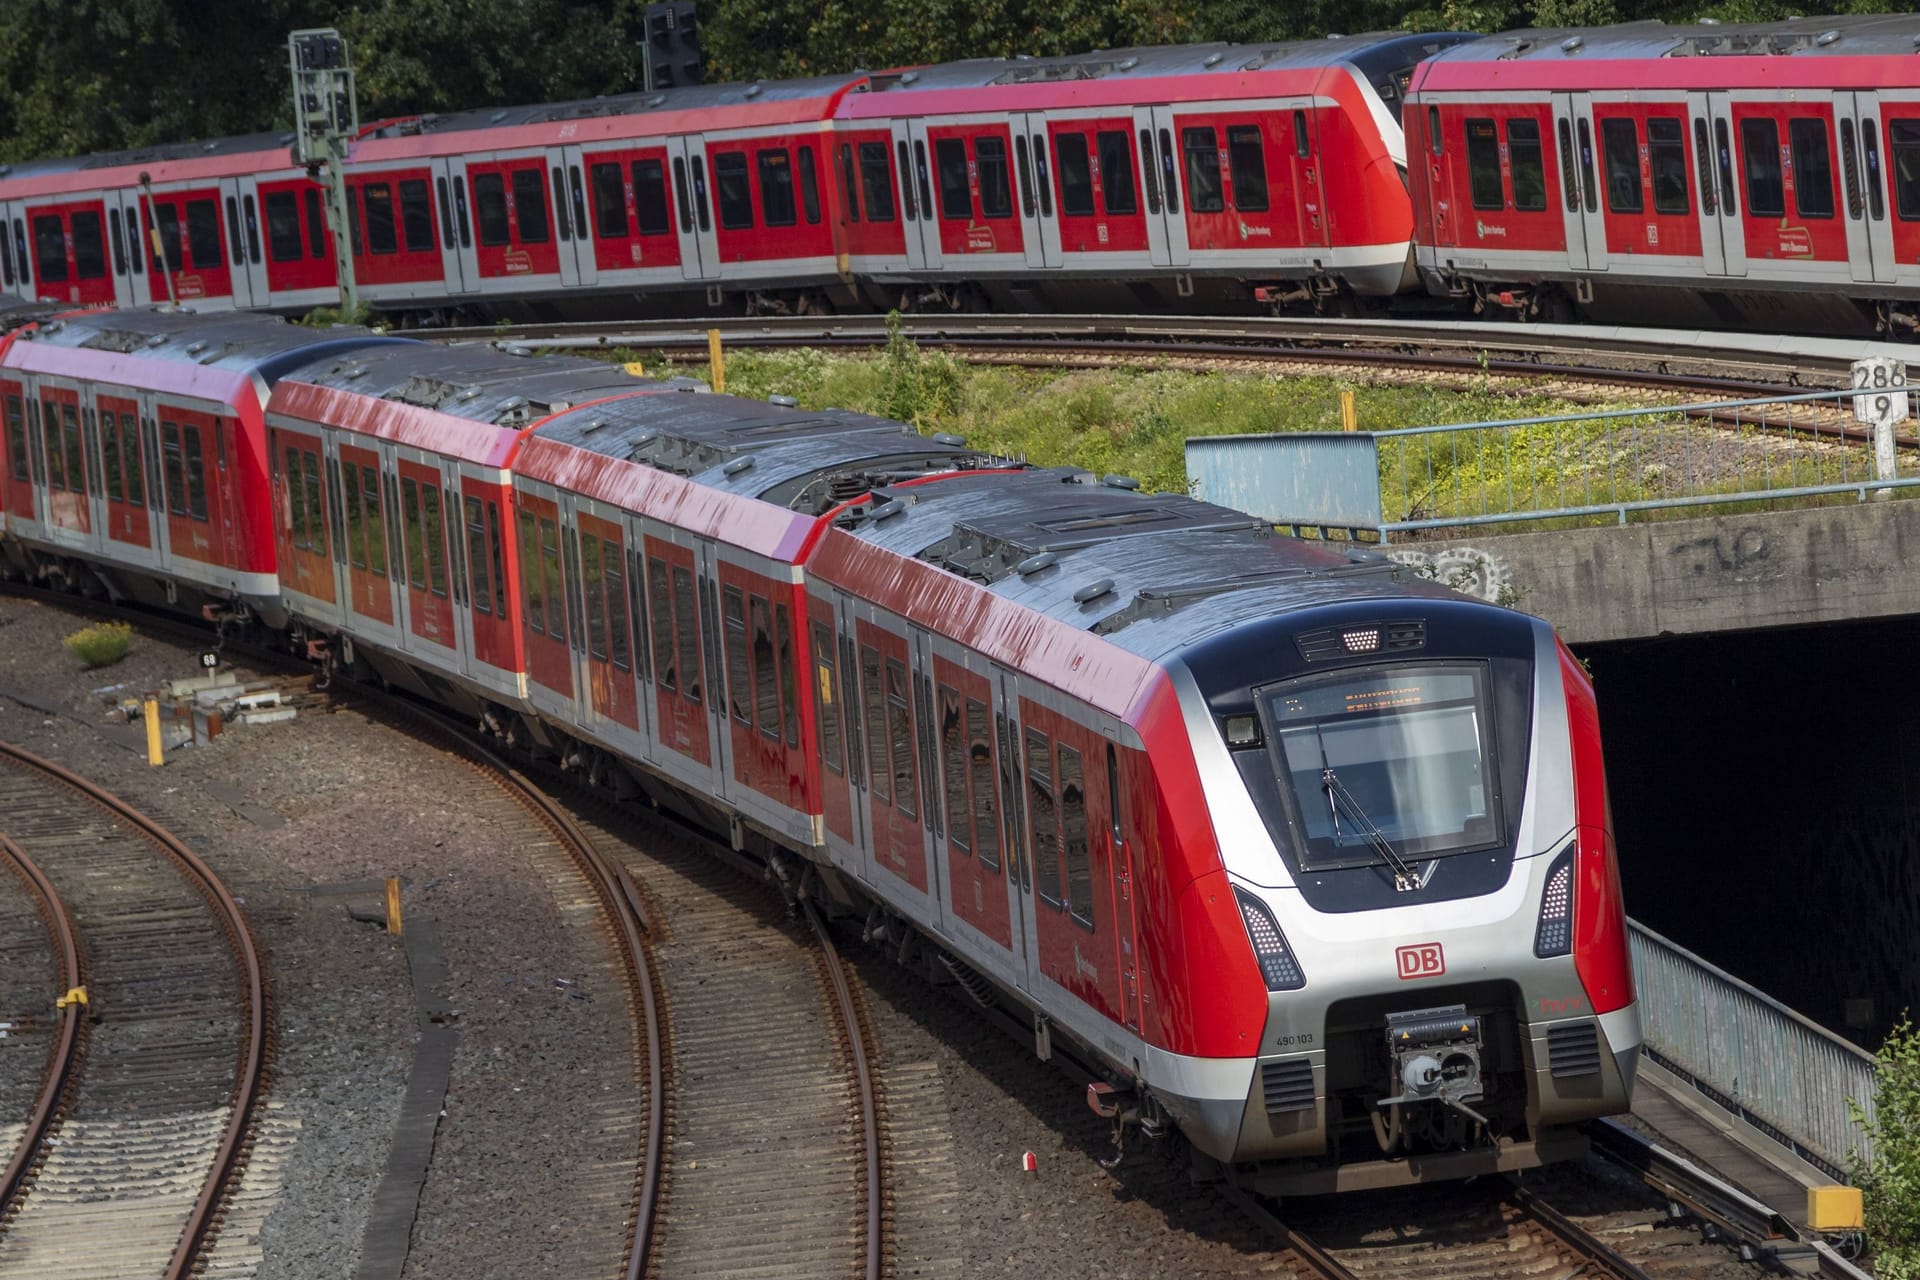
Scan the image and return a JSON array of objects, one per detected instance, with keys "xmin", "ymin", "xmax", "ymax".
[{"xmin": 1186, "ymin": 432, "xmax": 1386, "ymax": 530}]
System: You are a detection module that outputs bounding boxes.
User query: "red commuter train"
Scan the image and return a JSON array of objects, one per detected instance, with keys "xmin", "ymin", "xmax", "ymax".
[{"xmin": 0, "ymin": 307, "xmax": 1638, "ymax": 1193}]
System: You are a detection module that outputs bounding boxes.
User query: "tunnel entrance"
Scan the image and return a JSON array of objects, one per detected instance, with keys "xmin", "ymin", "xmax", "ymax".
[{"xmin": 1581, "ymin": 615, "xmax": 1920, "ymax": 1051}]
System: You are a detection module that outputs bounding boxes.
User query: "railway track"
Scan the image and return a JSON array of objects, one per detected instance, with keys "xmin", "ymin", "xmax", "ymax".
[{"xmin": 0, "ymin": 741, "xmax": 267, "ymax": 1280}]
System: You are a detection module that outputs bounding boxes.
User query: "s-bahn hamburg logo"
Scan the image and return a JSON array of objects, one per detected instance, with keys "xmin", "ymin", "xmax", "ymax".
[
  {"xmin": 1396, "ymin": 942, "xmax": 1446, "ymax": 979},
  {"xmin": 1237, "ymin": 219, "xmax": 1272, "ymax": 241}
]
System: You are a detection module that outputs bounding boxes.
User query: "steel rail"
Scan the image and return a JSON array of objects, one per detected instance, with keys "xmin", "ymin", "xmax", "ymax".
[
  {"xmin": 1217, "ymin": 1182, "xmax": 1361, "ymax": 1280},
  {"xmin": 802, "ymin": 899, "xmax": 883, "ymax": 1280},
  {"xmin": 0, "ymin": 833, "xmax": 85, "ymax": 1224},
  {"xmin": 0, "ymin": 741, "xmax": 268, "ymax": 1280},
  {"xmin": 1502, "ymin": 1179, "xmax": 1658, "ymax": 1280}
]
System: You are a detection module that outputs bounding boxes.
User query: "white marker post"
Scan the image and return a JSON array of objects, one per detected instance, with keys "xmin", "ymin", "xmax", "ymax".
[{"xmin": 1851, "ymin": 355, "xmax": 1909, "ymax": 496}]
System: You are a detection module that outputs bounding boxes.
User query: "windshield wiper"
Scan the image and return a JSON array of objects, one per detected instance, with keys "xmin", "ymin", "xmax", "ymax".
[{"xmin": 1322, "ymin": 767, "xmax": 1422, "ymax": 891}]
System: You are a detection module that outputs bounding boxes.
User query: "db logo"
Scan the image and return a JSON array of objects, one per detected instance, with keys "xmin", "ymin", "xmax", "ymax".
[{"xmin": 1396, "ymin": 943, "xmax": 1446, "ymax": 980}]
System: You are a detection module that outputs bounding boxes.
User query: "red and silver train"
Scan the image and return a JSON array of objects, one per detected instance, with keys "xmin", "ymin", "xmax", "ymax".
[
  {"xmin": 0, "ymin": 307, "xmax": 1638, "ymax": 1192},
  {"xmin": 3, "ymin": 18, "xmax": 1918, "ymax": 329}
]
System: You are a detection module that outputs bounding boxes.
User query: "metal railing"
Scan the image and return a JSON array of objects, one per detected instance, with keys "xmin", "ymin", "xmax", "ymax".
[
  {"xmin": 1630, "ymin": 920, "xmax": 1878, "ymax": 1176},
  {"xmin": 1186, "ymin": 386, "xmax": 1920, "ymax": 539}
]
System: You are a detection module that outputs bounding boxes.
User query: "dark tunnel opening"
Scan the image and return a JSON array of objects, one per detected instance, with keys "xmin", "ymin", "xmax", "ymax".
[{"xmin": 1581, "ymin": 615, "xmax": 1920, "ymax": 1052}]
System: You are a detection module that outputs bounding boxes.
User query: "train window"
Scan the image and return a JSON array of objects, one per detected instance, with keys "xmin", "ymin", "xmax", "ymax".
[
  {"xmin": 776, "ymin": 604, "xmax": 797, "ymax": 747},
  {"xmin": 859, "ymin": 142, "xmax": 895, "ymax": 223},
  {"xmin": 4, "ymin": 398, "xmax": 26, "ymax": 485},
  {"xmin": 1014, "ymin": 136, "xmax": 1037, "ymax": 217},
  {"xmin": 1097, "ymin": 131, "xmax": 1137, "ymax": 216},
  {"xmin": 1712, "ymin": 119, "xmax": 1738, "ymax": 217},
  {"xmin": 934, "ymin": 139, "xmax": 971, "ymax": 221},
  {"xmin": 1056, "ymin": 133, "xmax": 1095, "ymax": 216},
  {"xmin": 751, "ymin": 595, "xmax": 779, "ymax": 740},
  {"xmin": 62, "ymin": 406, "xmax": 84, "ymax": 498},
  {"xmin": 302, "ymin": 450, "xmax": 324, "ymax": 552},
  {"xmin": 813, "ymin": 623, "xmax": 844, "ymax": 774},
  {"xmin": 17, "ymin": 219, "xmax": 32, "ymax": 285},
  {"xmin": 758, "ymin": 149, "xmax": 797, "ymax": 228},
  {"xmin": 102, "ymin": 417, "xmax": 123, "ymax": 503},
  {"xmin": 1890, "ymin": 120, "xmax": 1920, "ymax": 219},
  {"xmin": 1506, "ymin": 118, "xmax": 1546, "ymax": 212},
  {"xmin": 1466, "ymin": 118, "xmax": 1504, "ymax": 210},
  {"xmin": 160, "ymin": 420, "xmax": 184, "ymax": 511},
  {"xmin": 797, "ymin": 148, "xmax": 821, "ymax": 225},
  {"xmin": 714, "ymin": 152, "xmax": 754, "ymax": 230},
  {"xmin": 343, "ymin": 465, "xmax": 366, "ymax": 569},
  {"xmin": 671, "ymin": 156, "xmax": 693, "ymax": 229},
  {"xmin": 581, "ymin": 535, "xmax": 607, "ymax": 660},
  {"xmin": 913, "ymin": 140, "xmax": 935, "ymax": 223},
  {"xmin": 512, "ymin": 168, "xmax": 552, "ymax": 244},
  {"xmin": 671, "ymin": 565, "xmax": 700, "ymax": 703},
  {"xmin": 1026, "ymin": 727, "xmax": 1060, "ymax": 906},
  {"xmin": 838, "ymin": 143, "xmax": 861, "ymax": 223},
  {"xmin": 1841, "ymin": 119, "xmax": 1864, "ymax": 220},
  {"xmin": 285, "ymin": 448, "xmax": 305, "ymax": 545},
  {"xmin": 422, "ymin": 484, "xmax": 447, "ymax": 598},
  {"xmin": 364, "ymin": 183, "xmax": 398, "ymax": 254},
  {"xmin": 184, "ymin": 423, "xmax": 209, "ymax": 517},
  {"xmin": 185, "ymin": 199, "xmax": 220, "ymax": 269},
  {"xmin": 938, "ymin": 685, "xmax": 968, "ymax": 852},
  {"xmin": 1647, "ymin": 117, "xmax": 1687, "ymax": 215},
  {"xmin": 71, "ymin": 211, "xmax": 105, "ymax": 280},
  {"xmin": 548, "ymin": 168, "xmax": 570, "ymax": 242},
  {"xmin": 1428, "ymin": 105, "xmax": 1442, "ymax": 156},
  {"xmin": 519, "ymin": 511, "xmax": 544, "ymax": 632},
  {"xmin": 1155, "ymin": 129, "xmax": 1176, "ymax": 214},
  {"xmin": 1692, "ymin": 119, "xmax": 1716, "ymax": 215},
  {"xmin": 344, "ymin": 189, "xmax": 363, "ymax": 256},
  {"xmin": 464, "ymin": 497, "xmax": 492, "ymax": 615},
  {"xmin": 1059, "ymin": 743, "xmax": 1092, "ymax": 928},
  {"xmin": 967, "ymin": 698, "xmax": 998, "ymax": 869},
  {"xmin": 723, "ymin": 586, "xmax": 750, "ymax": 724},
  {"xmin": 1741, "ymin": 118, "xmax": 1784, "ymax": 217},
  {"xmin": 1599, "ymin": 118, "xmax": 1640, "ymax": 213},
  {"xmin": 401, "ymin": 478, "xmax": 426, "ymax": 587},
  {"xmin": 33, "ymin": 216, "xmax": 67, "ymax": 283},
  {"xmin": 605, "ymin": 545, "xmax": 632, "ymax": 671},
  {"xmin": 0, "ymin": 225, "xmax": 13, "ymax": 286},
  {"xmin": 886, "ymin": 657, "xmax": 915, "ymax": 819},
  {"xmin": 592, "ymin": 163, "xmax": 629, "ymax": 238},
  {"xmin": 364, "ymin": 466, "xmax": 389, "ymax": 576},
  {"xmin": 626, "ymin": 548, "xmax": 649, "ymax": 678},
  {"xmin": 1574, "ymin": 118, "xmax": 1598, "ymax": 213},
  {"xmin": 540, "ymin": 518, "xmax": 566, "ymax": 645},
  {"xmin": 400, "ymin": 179, "xmax": 435, "ymax": 252},
  {"xmin": 435, "ymin": 177, "xmax": 455, "ymax": 249},
  {"xmin": 634, "ymin": 160, "xmax": 671, "ymax": 236},
  {"xmin": 305, "ymin": 189, "xmax": 327, "ymax": 258},
  {"xmin": 1138, "ymin": 129, "xmax": 1161, "ymax": 214},
  {"xmin": 243, "ymin": 194, "xmax": 262, "ymax": 263},
  {"xmin": 41, "ymin": 402, "xmax": 64, "ymax": 491},
  {"xmin": 648, "ymin": 557, "xmax": 675, "ymax": 690},
  {"xmin": 568, "ymin": 166, "xmax": 589, "ymax": 240},
  {"xmin": 1181, "ymin": 127, "xmax": 1223, "ymax": 214},
  {"xmin": 1033, "ymin": 133, "xmax": 1055, "ymax": 217},
  {"xmin": 1791, "ymin": 118, "xmax": 1835, "ymax": 219},
  {"xmin": 452, "ymin": 176, "xmax": 473, "ymax": 248},
  {"xmin": 1226, "ymin": 125, "xmax": 1268, "ymax": 213},
  {"xmin": 859, "ymin": 645, "xmax": 889, "ymax": 802},
  {"xmin": 474, "ymin": 173, "xmax": 510, "ymax": 246},
  {"xmin": 976, "ymin": 136, "xmax": 1012, "ymax": 220},
  {"xmin": 123, "ymin": 414, "xmax": 145, "ymax": 507},
  {"xmin": 895, "ymin": 142, "xmax": 916, "ymax": 221},
  {"xmin": 1865, "ymin": 119, "xmax": 1887, "ymax": 221},
  {"xmin": 266, "ymin": 192, "xmax": 303, "ymax": 261},
  {"xmin": 1292, "ymin": 110, "xmax": 1310, "ymax": 159},
  {"xmin": 225, "ymin": 197, "xmax": 244, "ymax": 264}
]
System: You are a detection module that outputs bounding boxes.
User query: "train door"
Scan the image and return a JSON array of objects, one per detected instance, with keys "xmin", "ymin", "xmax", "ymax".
[
  {"xmin": 217, "ymin": 179, "xmax": 257, "ymax": 308},
  {"xmin": 136, "ymin": 397, "xmax": 173, "ymax": 573},
  {"xmin": 1014, "ymin": 112, "xmax": 1063, "ymax": 269},
  {"xmin": 994, "ymin": 666, "xmax": 1040, "ymax": 995},
  {"xmin": 1555, "ymin": 94, "xmax": 1608, "ymax": 272},
  {"xmin": 1838, "ymin": 93, "xmax": 1897, "ymax": 286},
  {"xmin": 0, "ymin": 200, "xmax": 18, "ymax": 300},
  {"xmin": 665, "ymin": 137, "xmax": 720, "ymax": 283},
  {"xmin": 36, "ymin": 382, "xmax": 90, "ymax": 542},
  {"xmin": 889, "ymin": 120, "xmax": 944, "ymax": 270},
  {"xmin": 545, "ymin": 145, "xmax": 599, "ymax": 289},
  {"xmin": 1701, "ymin": 93, "xmax": 1752, "ymax": 278},
  {"xmin": 832, "ymin": 592, "xmax": 872, "ymax": 870},
  {"xmin": 909, "ymin": 626, "xmax": 947, "ymax": 932},
  {"xmin": 1680, "ymin": 92, "xmax": 1730, "ymax": 276},
  {"xmin": 1140, "ymin": 106, "xmax": 1192, "ymax": 268},
  {"xmin": 95, "ymin": 392, "xmax": 151, "ymax": 557},
  {"xmin": 440, "ymin": 463, "xmax": 476, "ymax": 674},
  {"xmin": 439, "ymin": 161, "xmax": 480, "ymax": 294}
]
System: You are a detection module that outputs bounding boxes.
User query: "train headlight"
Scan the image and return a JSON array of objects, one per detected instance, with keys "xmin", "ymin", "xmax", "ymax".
[
  {"xmin": 1533, "ymin": 844, "xmax": 1576, "ymax": 958},
  {"xmin": 1234, "ymin": 889, "xmax": 1306, "ymax": 991}
]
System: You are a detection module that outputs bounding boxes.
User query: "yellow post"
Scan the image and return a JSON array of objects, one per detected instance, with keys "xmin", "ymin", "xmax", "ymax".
[
  {"xmin": 622, "ymin": 360, "xmax": 647, "ymax": 378},
  {"xmin": 707, "ymin": 328, "xmax": 726, "ymax": 395},
  {"xmin": 1340, "ymin": 388, "xmax": 1358, "ymax": 433},
  {"xmin": 143, "ymin": 696, "xmax": 164, "ymax": 766},
  {"xmin": 384, "ymin": 876, "xmax": 404, "ymax": 937}
]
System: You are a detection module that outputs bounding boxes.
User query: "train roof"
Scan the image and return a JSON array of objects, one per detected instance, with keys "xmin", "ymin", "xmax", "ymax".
[
  {"xmin": 18, "ymin": 308, "xmax": 402, "ymax": 382},
  {"xmin": 291, "ymin": 340, "xmax": 655, "ymax": 427},
  {"xmin": 847, "ymin": 466, "xmax": 1438, "ymax": 661},
  {"xmin": 1425, "ymin": 15, "xmax": 1920, "ymax": 63}
]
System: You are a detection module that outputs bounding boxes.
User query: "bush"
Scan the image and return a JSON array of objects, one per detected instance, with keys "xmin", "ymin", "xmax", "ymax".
[
  {"xmin": 1851, "ymin": 1017, "xmax": 1920, "ymax": 1277},
  {"xmin": 63, "ymin": 621, "xmax": 132, "ymax": 668}
]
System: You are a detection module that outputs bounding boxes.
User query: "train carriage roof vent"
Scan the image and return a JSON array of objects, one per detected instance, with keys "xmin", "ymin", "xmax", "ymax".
[
  {"xmin": 722, "ymin": 455, "xmax": 755, "ymax": 476},
  {"xmin": 933, "ymin": 432, "xmax": 966, "ymax": 446},
  {"xmin": 184, "ymin": 340, "xmax": 207, "ymax": 355},
  {"xmin": 871, "ymin": 498, "xmax": 907, "ymax": 520},
  {"xmin": 1559, "ymin": 35, "xmax": 1584, "ymax": 53},
  {"xmin": 489, "ymin": 110, "xmax": 509, "ymax": 123},
  {"xmin": 1203, "ymin": 51, "xmax": 1225, "ymax": 67},
  {"xmin": 1101, "ymin": 473, "xmax": 1140, "ymax": 490},
  {"xmin": 769, "ymin": 394, "xmax": 798, "ymax": 408},
  {"xmin": 1817, "ymin": 28, "xmax": 1842, "ymax": 46},
  {"xmin": 146, "ymin": 334, "xmax": 167, "ymax": 348},
  {"xmin": 1072, "ymin": 577, "xmax": 1115, "ymax": 604},
  {"xmin": 1117, "ymin": 56, "xmax": 1139, "ymax": 71},
  {"xmin": 744, "ymin": 82, "xmax": 763, "ymax": 98},
  {"xmin": 580, "ymin": 417, "xmax": 607, "ymax": 434},
  {"xmin": 1014, "ymin": 551, "xmax": 1058, "ymax": 576}
]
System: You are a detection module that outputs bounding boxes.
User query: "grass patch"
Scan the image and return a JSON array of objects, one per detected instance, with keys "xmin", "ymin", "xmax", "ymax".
[{"xmin": 63, "ymin": 621, "xmax": 132, "ymax": 668}]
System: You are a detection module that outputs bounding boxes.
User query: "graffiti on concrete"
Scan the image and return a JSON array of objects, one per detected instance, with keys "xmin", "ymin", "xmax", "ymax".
[
  {"xmin": 1667, "ymin": 528, "xmax": 1775, "ymax": 582},
  {"xmin": 1387, "ymin": 546, "xmax": 1521, "ymax": 606}
]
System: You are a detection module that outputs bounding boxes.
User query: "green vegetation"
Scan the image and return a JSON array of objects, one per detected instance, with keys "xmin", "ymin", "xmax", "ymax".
[
  {"xmin": 1851, "ymin": 1018, "xmax": 1920, "ymax": 1279},
  {"xmin": 0, "ymin": 1, "xmax": 1900, "ymax": 163},
  {"xmin": 62, "ymin": 621, "xmax": 132, "ymax": 669}
]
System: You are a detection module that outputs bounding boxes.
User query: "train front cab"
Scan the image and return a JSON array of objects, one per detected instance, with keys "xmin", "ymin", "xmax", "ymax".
[{"xmin": 1161, "ymin": 598, "xmax": 1637, "ymax": 1194}]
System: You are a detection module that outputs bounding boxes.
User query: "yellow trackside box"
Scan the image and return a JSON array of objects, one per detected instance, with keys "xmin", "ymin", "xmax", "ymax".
[{"xmin": 1807, "ymin": 1185, "xmax": 1864, "ymax": 1231}]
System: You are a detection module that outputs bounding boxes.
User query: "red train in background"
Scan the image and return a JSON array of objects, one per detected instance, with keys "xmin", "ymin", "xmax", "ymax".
[{"xmin": 0, "ymin": 306, "xmax": 1637, "ymax": 1194}]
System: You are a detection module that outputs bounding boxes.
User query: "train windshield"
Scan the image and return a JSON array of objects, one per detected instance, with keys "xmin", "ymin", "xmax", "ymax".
[{"xmin": 1258, "ymin": 663, "xmax": 1500, "ymax": 870}]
